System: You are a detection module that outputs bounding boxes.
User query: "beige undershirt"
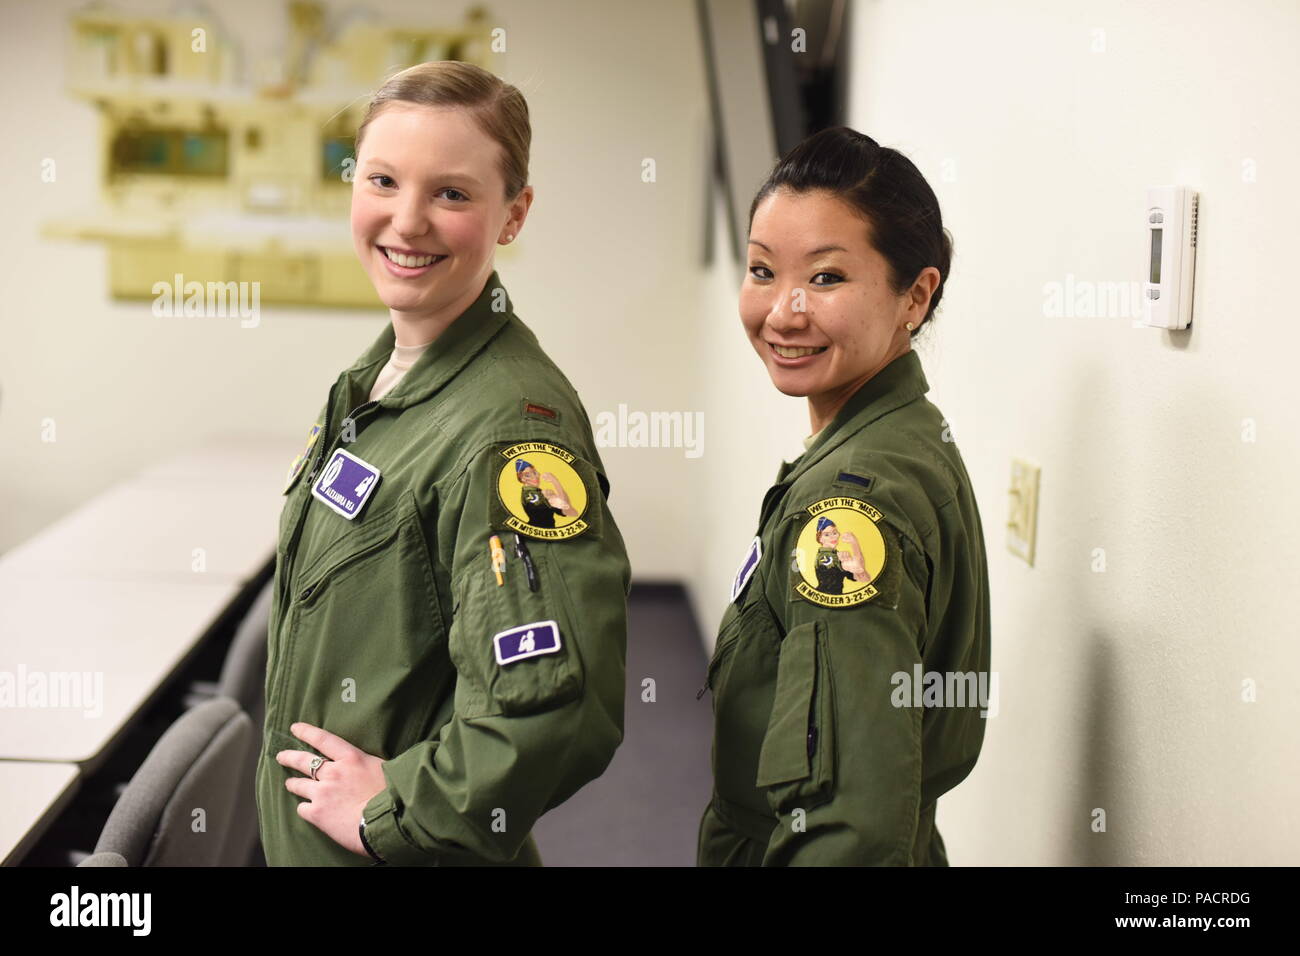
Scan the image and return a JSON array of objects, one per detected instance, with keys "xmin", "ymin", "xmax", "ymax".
[
  {"xmin": 802, "ymin": 427, "xmax": 827, "ymax": 451},
  {"xmin": 369, "ymin": 340, "xmax": 435, "ymax": 402}
]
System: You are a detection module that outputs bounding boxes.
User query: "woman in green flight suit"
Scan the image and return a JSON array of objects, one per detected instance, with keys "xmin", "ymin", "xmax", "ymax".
[
  {"xmin": 698, "ymin": 127, "xmax": 992, "ymax": 866},
  {"xmin": 255, "ymin": 62, "xmax": 630, "ymax": 866}
]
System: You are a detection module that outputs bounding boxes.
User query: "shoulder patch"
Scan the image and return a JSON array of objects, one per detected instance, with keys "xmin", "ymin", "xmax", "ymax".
[
  {"xmin": 789, "ymin": 496, "xmax": 900, "ymax": 609},
  {"xmin": 491, "ymin": 440, "xmax": 593, "ymax": 540}
]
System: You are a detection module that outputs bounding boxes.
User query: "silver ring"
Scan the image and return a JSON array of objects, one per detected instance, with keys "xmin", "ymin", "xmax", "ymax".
[{"xmin": 309, "ymin": 755, "xmax": 331, "ymax": 780}]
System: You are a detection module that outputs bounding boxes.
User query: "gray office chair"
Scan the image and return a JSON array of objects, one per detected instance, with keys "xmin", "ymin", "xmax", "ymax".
[
  {"xmin": 77, "ymin": 851, "xmax": 128, "ymax": 866},
  {"xmin": 181, "ymin": 579, "xmax": 273, "ymax": 866},
  {"xmin": 185, "ymin": 579, "xmax": 272, "ymax": 732},
  {"xmin": 82, "ymin": 696, "xmax": 255, "ymax": 866}
]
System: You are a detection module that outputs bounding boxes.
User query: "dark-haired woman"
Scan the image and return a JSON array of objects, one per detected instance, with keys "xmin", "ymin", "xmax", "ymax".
[{"xmin": 697, "ymin": 127, "xmax": 991, "ymax": 866}]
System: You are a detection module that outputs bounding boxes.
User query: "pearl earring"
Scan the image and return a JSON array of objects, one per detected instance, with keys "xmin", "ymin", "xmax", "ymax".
[
  {"xmin": 505, "ymin": 234, "xmax": 514, "ymax": 242},
  {"xmin": 905, "ymin": 322, "xmax": 914, "ymax": 331}
]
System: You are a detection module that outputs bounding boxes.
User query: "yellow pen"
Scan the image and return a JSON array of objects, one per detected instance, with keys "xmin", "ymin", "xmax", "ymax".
[{"xmin": 489, "ymin": 534, "xmax": 507, "ymax": 586}]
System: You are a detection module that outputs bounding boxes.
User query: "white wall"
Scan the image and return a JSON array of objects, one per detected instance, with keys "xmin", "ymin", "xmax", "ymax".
[{"xmin": 689, "ymin": 0, "xmax": 1300, "ymax": 865}]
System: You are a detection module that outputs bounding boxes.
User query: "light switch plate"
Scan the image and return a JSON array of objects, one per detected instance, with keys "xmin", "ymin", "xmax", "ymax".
[{"xmin": 1007, "ymin": 458, "xmax": 1040, "ymax": 566}]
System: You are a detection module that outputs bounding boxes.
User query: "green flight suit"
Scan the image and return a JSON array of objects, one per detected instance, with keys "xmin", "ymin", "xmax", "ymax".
[
  {"xmin": 256, "ymin": 271, "xmax": 630, "ymax": 866},
  {"xmin": 697, "ymin": 349, "xmax": 991, "ymax": 866}
]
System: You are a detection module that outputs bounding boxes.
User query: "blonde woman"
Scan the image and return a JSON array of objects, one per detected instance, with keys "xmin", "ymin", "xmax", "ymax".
[{"xmin": 256, "ymin": 62, "xmax": 630, "ymax": 866}]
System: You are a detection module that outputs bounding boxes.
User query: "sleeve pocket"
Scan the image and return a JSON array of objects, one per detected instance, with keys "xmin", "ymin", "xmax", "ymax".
[
  {"xmin": 755, "ymin": 621, "xmax": 835, "ymax": 814},
  {"xmin": 450, "ymin": 544, "xmax": 585, "ymax": 718}
]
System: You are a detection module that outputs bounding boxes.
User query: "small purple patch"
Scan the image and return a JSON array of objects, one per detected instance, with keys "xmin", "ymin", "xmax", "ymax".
[
  {"xmin": 311, "ymin": 448, "xmax": 381, "ymax": 520},
  {"xmin": 493, "ymin": 620, "xmax": 562, "ymax": 666},
  {"xmin": 731, "ymin": 536, "xmax": 761, "ymax": 603}
]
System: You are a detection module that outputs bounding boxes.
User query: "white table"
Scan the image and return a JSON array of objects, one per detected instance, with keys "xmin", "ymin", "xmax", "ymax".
[
  {"xmin": 0, "ymin": 762, "xmax": 82, "ymax": 865},
  {"xmin": 132, "ymin": 432, "xmax": 295, "ymax": 486},
  {"xmin": 1, "ymin": 481, "xmax": 281, "ymax": 583},
  {"xmin": 0, "ymin": 434, "xmax": 292, "ymax": 863},
  {"xmin": 0, "ymin": 571, "xmax": 242, "ymax": 766},
  {"xmin": 3, "ymin": 434, "xmax": 292, "ymax": 585}
]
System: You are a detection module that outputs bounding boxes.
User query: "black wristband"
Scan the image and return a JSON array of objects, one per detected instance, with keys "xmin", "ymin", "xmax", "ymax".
[{"xmin": 359, "ymin": 817, "xmax": 386, "ymax": 864}]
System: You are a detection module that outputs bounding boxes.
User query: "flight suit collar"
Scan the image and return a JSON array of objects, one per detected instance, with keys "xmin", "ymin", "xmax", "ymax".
[
  {"xmin": 343, "ymin": 270, "xmax": 514, "ymax": 411},
  {"xmin": 774, "ymin": 348, "xmax": 930, "ymax": 484}
]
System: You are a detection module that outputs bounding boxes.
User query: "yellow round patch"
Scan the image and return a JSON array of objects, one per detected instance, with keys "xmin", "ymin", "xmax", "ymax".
[
  {"xmin": 495, "ymin": 441, "xmax": 590, "ymax": 540},
  {"xmin": 792, "ymin": 497, "xmax": 888, "ymax": 607}
]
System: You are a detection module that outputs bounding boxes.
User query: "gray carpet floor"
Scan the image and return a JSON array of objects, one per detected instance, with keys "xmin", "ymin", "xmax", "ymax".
[{"xmin": 532, "ymin": 583, "xmax": 713, "ymax": 866}]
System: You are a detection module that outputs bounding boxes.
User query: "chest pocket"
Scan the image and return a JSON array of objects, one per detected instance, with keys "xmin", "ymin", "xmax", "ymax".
[
  {"xmin": 277, "ymin": 488, "xmax": 449, "ymax": 760},
  {"xmin": 706, "ymin": 576, "xmax": 786, "ymax": 815}
]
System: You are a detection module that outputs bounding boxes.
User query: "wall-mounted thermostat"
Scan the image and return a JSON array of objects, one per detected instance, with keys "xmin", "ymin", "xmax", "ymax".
[{"xmin": 1142, "ymin": 185, "xmax": 1199, "ymax": 330}]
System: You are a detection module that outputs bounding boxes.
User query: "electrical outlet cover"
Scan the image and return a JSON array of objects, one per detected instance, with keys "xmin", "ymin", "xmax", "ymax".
[{"xmin": 1007, "ymin": 458, "xmax": 1040, "ymax": 566}]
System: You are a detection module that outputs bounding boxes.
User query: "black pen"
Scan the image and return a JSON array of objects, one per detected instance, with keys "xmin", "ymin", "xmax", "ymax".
[{"xmin": 514, "ymin": 533, "xmax": 539, "ymax": 591}]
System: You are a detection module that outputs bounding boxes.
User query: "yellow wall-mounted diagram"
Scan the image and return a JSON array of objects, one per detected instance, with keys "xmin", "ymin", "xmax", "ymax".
[{"xmin": 43, "ymin": 1, "xmax": 497, "ymax": 308}]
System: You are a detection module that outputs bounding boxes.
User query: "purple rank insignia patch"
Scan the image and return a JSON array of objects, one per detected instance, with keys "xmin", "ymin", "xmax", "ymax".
[
  {"xmin": 311, "ymin": 448, "xmax": 381, "ymax": 520},
  {"xmin": 493, "ymin": 620, "xmax": 562, "ymax": 666}
]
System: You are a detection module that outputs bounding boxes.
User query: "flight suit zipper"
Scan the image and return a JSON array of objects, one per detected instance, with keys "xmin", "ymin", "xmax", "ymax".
[
  {"xmin": 284, "ymin": 396, "xmax": 381, "ymax": 595},
  {"xmin": 278, "ymin": 379, "xmax": 340, "ymax": 616},
  {"xmin": 268, "ymin": 391, "xmax": 383, "ymax": 734}
]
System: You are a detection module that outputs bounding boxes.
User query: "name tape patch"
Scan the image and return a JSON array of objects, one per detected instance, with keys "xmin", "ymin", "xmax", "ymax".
[
  {"xmin": 731, "ymin": 536, "xmax": 761, "ymax": 603},
  {"xmin": 493, "ymin": 620, "xmax": 562, "ymax": 666},
  {"xmin": 311, "ymin": 448, "xmax": 381, "ymax": 520}
]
